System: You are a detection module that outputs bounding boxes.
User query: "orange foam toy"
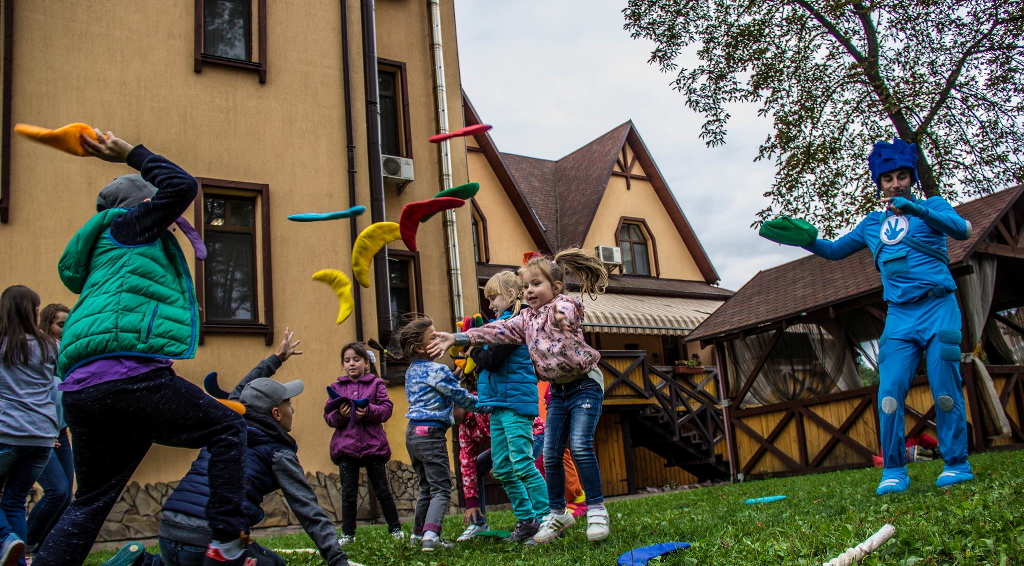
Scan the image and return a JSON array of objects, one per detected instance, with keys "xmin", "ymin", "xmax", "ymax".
[{"xmin": 14, "ymin": 123, "xmax": 99, "ymax": 157}]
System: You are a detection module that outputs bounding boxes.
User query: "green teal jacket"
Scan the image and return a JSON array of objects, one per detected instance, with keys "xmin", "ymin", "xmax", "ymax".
[{"xmin": 57, "ymin": 208, "xmax": 199, "ymax": 377}]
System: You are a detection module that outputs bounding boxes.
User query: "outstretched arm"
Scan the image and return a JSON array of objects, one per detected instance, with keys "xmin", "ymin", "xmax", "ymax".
[
  {"xmin": 431, "ymin": 365, "xmax": 478, "ymax": 411},
  {"xmin": 273, "ymin": 451, "xmax": 350, "ymax": 566},
  {"xmin": 229, "ymin": 328, "xmax": 303, "ymax": 400},
  {"xmin": 802, "ymin": 219, "xmax": 869, "ymax": 261},
  {"xmin": 885, "ymin": 196, "xmax": 972, "ymax": 240},
  {"xmin": 428, "ymin": 316, "xmax": 527, "ymax": 359}
]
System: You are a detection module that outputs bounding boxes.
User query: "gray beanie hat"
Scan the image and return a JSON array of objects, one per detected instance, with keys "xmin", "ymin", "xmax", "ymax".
[{"xmin": 96, "ymin": 174, "xmax": 157, "ymax": 212}]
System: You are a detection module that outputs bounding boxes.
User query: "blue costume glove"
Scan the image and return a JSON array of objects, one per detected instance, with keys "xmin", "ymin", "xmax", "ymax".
[{"xmin": 888, "ymin": 197, "xmax": 923, "ymax": 217}]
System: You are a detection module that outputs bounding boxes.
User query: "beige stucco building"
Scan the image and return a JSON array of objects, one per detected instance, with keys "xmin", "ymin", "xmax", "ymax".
[{"xmin": 1, "ymin": 0, "xmax": 733, "ymax": 543}]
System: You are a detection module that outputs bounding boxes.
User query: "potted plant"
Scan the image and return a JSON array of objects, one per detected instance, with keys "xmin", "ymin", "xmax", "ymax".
[{"xmin": 674, "ymin": 359, "xmax": 704, "ymax": 374}]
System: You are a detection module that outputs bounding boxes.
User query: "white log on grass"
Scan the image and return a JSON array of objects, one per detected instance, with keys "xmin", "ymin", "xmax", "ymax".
[{"xmin": 822, "ymin": 523, "xmax": 896, "ymax": 566}]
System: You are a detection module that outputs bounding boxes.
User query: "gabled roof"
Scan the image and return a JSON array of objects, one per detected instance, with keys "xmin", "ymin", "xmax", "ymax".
[
  {"xmin": 463, "ymin": 94, "xmax": 553, "ymax": 253},
  {"xmin": 686, "ymin": 186, "xmax": 1024, "ymax": 345},
  {"xmin": 463, "ymin": 92, "xmax": 720, "ymax": 284}
]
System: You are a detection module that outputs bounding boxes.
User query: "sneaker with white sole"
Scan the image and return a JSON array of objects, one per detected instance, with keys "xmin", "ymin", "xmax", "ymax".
[
  {"xmin": 505, "ymin": 519, "xmax": 540, "ymax": 543},
  {"xmin": 389, "ymin": 528, "xmax": 406, "ymax": 542},
  {"xmin": 408, "ymin": 534, "xmax": 423, "ymax": 548},
  {"xmin": 2, "ymin": 534, "xmax": 25, "ymax": 566},
  {"xmin": 337, "ymin": 534, "xmax": 355, "ymax": 547},
  {"xmin": 457, "ymin": 523, "xmax": 488, "ymax": 541},
  {"xmin": 532, "ymin": 511, "xmax": 575, "ymax": 544},
  {"xmin": 420, "ymin": 536, "xmax": 451, "ymax": 552},
  {"xmin": 585, "ymin": 507, "xmax": 610, "ymax": 541}
]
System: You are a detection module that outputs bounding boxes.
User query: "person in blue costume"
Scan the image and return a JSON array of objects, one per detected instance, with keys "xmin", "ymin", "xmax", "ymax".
[{"xmin": 791, "ymin": 138, "xmax": 974, "ymax": 495}]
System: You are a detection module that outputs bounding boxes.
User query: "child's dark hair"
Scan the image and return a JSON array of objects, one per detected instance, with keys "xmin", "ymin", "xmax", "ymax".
[
  {"xmin": 1, "ymin": 285, "xmax": 56, "ymax": 366},
  {"xmin": 38, "ymin": 303, "xmax": 70, "ymax": 339},
  {"xmin": 340, "ymin": 341, "xmax": 379, "ymax": 377},
  {"xmin": 395, "ymin": 315, "xmax": 434, "ymax": 360},
  {"xmin": 519, "ymin": 247, "xmax": 608, "ymax": 299}
]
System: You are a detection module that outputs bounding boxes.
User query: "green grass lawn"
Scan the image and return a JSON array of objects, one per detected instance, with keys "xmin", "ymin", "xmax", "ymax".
[{"xmin": 87, "ymin": 449, "xmax": 1024, "ymax": 565}]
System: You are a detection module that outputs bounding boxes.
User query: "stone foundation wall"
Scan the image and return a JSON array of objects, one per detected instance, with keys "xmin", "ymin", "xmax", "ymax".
[{"xmin": 86, "ymin": 460, "xmax": 458, "ymax": 543}]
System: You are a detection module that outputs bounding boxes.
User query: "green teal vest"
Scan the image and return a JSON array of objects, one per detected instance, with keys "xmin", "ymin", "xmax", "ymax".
[{"xmin": 57, "ymin": 209, "xmax": 199, "ymax": 377}]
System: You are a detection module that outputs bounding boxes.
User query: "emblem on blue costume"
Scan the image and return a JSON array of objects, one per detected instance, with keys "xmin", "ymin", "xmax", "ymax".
[{"xmin": 880, "ymin": 216, "xmax": 909, "ymax": 245}]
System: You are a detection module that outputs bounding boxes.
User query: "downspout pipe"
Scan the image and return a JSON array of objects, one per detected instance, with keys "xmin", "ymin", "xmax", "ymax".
[
  {"xmin": 361, "ymin": 0, "xmax": 393, "ymax": 348},
  {"xmin": 341, "ymin": 0, "xmax": 363, "ymax": 342},
  {"xmin": 428, "ymin": 0, "xmax": 465, "ymax": 322}
]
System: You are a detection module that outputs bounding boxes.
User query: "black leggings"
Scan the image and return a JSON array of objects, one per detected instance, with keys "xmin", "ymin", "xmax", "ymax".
[{"xmin": 336, "ymin": 455, "xmax": 401, "ymax": 535}]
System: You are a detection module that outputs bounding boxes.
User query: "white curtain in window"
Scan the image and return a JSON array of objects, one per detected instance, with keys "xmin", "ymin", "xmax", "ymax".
[{"xmin": 957, "ymin": 256, "xmax": 1011, "ymax": 438}]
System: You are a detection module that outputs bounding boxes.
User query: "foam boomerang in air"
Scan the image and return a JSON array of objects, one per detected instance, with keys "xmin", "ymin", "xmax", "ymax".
[
  {"xmin": 420, "ymin": 182, "xmax": 480, "ymax": 222},
  {"xmin": 428, "ymin": 123, "xmax": 492, "ymax": 143},
  {"xmin": 287, "ymin": 205, "xmax": 366, "ymax": 223},
  {"xmin": 14, "ymin": 123, "xmax": 99, "ymax": 157},
  {"xmin": 203, "ymin": 372, "xmax": 246, "ymax": 415},
  {"xmin": 312, "ymin": 269, "xmax": 354, "ymax": 324},
  {"xmin": 352, "ymin": 222, "xmax": 402, "ymax": 288},
  {"xmin": 398, "ymin": 197, "xmax": 465, "ymax": 251}
]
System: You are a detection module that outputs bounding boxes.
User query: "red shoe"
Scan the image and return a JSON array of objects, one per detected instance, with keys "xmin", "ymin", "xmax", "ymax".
[{"xmin": 202, "ymin": 543, "xmax": 277, "ymax": 566}]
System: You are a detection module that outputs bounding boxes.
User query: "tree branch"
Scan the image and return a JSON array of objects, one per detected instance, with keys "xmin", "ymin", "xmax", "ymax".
[
  {"xmin": 915, "ymin": 18, "xmax": 1003, "ymax": 139},
  {"xmin": 790, "ymin": 1, "xmax": 865, "ymax": 64}
]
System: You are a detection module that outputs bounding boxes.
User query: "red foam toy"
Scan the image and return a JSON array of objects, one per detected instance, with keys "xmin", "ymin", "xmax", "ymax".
[
  {"xmin": 429, "ymin": 124, "xmax": 492, "ymax": 143},
  {"xmin": 399, "ymin": 197, "xmax": 465, "ymax": 251}
]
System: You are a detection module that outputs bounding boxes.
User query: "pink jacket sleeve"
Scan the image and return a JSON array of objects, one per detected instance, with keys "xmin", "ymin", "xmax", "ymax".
[
  {"xmin": 465, "ymin": 315, "xmax": 527, "ymax": 346},
  {"xmin": 554, "ymin": 295, "xmax": 584, "ymax": 332}
]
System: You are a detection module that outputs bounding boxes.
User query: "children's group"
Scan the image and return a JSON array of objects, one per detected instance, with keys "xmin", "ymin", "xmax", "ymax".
[{"xmin": 1, "ymin": 121, "xmax": 977, "ymax": 566}]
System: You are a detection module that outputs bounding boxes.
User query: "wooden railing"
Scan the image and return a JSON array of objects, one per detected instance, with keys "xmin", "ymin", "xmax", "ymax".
[{"xmin": 598, "ymin": 350, "xmax": 727, "ymax": 469}]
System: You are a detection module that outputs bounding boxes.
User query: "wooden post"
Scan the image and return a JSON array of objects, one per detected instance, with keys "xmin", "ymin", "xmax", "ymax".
[
  {"xmin": 621, "ymin": 416, "xmax": 637, "ymax": 495},
  {"xmin": 715, "ymin": 342, "xmax": 739, "ymax": 480}
]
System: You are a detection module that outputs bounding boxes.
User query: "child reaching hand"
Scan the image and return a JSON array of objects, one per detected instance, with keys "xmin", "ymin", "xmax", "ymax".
[
  {"xmin": 429, "ymin": 248, "xmax": 611, "ymax": 544},
  {"xmin": 325, "ymin": 342, "xmax": 403, "ymax": 546},
  {"xmin": 400, "ymin": 316, "xmax": 480, "ymax": 552}
]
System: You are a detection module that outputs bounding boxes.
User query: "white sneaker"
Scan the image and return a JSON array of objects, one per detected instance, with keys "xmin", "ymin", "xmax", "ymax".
[
  {"xmin": 408, "ymin": 534, "xmax": 423, "ymax": 548},
  {"xmin": 338, "ymin": 534, "xmax": 356, "ymax": 546},
  {"xmin": 457, "ymin": 523, "xmax": 488, "ymax": 541},
  {"xmin": 585, "ymin": 507, "xmax": 610, "ymax": 541},
  {"xmin": 389, "ymin": 528, "xmax": 406, "ymax": 542},
  {"xmin": 532, "ymin": 511, "xmax": 575, "ymax": 544}
]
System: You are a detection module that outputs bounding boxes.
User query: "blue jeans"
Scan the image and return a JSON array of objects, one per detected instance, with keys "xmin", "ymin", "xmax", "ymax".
[
  {"xmin": 0, "ymin": 443, "xmax": 51, "ymax": 563},
  {"xmin": 25, "ymin": 429, "xmax": 74, "ymax": 550},
  {"xmin": 543, "ymin": 376, "xmax": 604, "ymax": 510},
  {"xmin": 141, "ymin": 538, "xmax": 285, "ymax": 566}
]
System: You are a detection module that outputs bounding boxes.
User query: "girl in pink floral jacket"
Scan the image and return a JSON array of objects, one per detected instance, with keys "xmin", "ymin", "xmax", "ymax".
[{"xmin": 429, "ymin": 248, "xmax": 612, "ymax": 544}]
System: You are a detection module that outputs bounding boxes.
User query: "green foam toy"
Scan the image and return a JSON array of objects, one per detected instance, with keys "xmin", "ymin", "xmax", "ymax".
[
  {"xmin": 473, "ymin": 530, "xmax": 512, "ymax": 539},
  {"xmin": 422, "ymin": 182, "xmax": 481, "ymax": 222},
  {"xmin": 759, "ymin": 216, "xmax": 819, "ymax": 247}
]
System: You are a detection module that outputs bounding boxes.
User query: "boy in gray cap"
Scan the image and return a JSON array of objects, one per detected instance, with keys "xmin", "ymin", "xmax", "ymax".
[{"xmin": 104, "ymin": 329, "xmax": 352, "ymax": 566}]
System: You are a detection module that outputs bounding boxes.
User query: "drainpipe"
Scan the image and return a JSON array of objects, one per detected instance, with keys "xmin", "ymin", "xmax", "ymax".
[
  {"xmin": 341, "ymin": 0, "xmax": 363, "ymax": 342},
  {"xmin": 428, "ymin": 0, "xmax": 465, "ymax": 322},
  {"xmin": 361, "ymin": 0, "xmax": 393, "ymax": 349}
]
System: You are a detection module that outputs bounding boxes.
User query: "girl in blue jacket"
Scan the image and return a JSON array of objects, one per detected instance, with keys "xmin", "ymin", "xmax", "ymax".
[{"xmin": 473, "ymin": 272, "xmax": 549, "ymax": 543}]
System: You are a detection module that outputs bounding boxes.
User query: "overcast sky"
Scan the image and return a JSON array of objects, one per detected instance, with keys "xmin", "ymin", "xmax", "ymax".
[{"xmin": 454, "ymin": 0, "xmax": 808, "ymax": 292}]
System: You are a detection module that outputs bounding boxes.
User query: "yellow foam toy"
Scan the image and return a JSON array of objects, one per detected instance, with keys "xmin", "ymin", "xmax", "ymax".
[
  {"xmin": 14, "ymin": 122, "xmax": 99, "ymax": 157},
  {"xmin": 352, "ymin": 222, "xmax": 401, "ymax": 288},
  {"xmin": 312, "ymin": 269, "xmax": 354, "ymax": 324}
]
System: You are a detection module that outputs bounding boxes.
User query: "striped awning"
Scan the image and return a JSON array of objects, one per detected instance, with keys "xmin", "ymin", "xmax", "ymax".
[{"xmin": 579, "ymin": 293, "xmax": 724, "ymax": 336}]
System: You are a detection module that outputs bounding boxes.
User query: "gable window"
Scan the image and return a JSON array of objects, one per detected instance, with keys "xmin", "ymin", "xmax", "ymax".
[
  {"xmin": 195, "ymin": 0, "xmax": 268, "ymax": 83},
  {"xmin": 377, "ymin": 59, "xmax": 412, "ymax": 158},
  {"xmin": 619, "ymin": 222, "xmax": 650, "ymax": 276},
  {"xmin": 388, "ymin": 250, "xmax": 423, "ymax": 330},
  {"xmin": 194, "ymin": 178, "xmax": 274, "ymax": 345}
]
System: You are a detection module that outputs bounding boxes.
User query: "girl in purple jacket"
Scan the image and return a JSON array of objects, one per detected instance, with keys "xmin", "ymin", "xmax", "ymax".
[{"xmin": 324, "ymin": 342, "xmax": 403, "ymax": 545}]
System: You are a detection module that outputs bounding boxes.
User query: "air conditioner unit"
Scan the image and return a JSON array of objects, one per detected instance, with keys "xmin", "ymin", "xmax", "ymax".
[
  {"xmin": 596, "ymin": 245, "xmax": 622, "ymax": 266},
  {"xmin": 382, "ymin": 155, "xmax": 414, "ymax": 190}
]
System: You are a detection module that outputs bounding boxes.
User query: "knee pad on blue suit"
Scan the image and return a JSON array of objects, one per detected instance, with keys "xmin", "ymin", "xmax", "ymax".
[{"xmin": 938, "ymin": 328, "xmax": 962, "ymax": 362}]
